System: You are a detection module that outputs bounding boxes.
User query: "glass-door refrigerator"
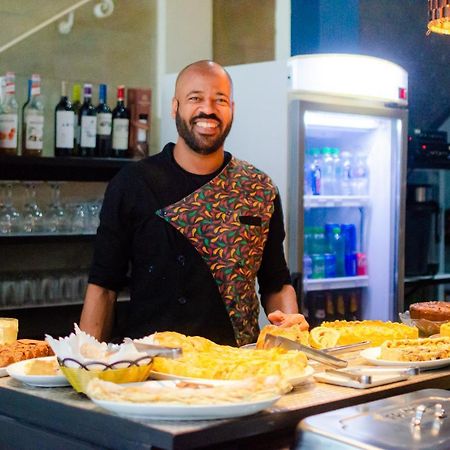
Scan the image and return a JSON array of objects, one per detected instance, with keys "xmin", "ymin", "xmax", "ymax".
[{"xmin": 286, "ymin": 54, "xmax": 408, "ymax": 326}]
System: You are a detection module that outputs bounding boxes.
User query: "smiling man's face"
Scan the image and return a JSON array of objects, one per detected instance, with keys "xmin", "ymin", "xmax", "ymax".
[{"xmin": 172, "ymin": 62, "xmax": 234, "ymax": 155}]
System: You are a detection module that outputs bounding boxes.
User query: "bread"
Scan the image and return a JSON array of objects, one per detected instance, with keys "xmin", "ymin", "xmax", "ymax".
[
  {"xmin": 0, "ymin": 339, "xmax": 54, "ymax": 368},
  {"xmin": 410, "ymin": 301, "xmax": 450, "ymax": 322},
  {"xmin": 256, "ymin": 324, "xmax": 309, "ymax": 350},
  {"xmin": 321, "ymin": 320, "xmax": 418, "ymax": 347},
  {"xmin": 380, "ymin": 336, "xmax": 450, "ymax": 362}
]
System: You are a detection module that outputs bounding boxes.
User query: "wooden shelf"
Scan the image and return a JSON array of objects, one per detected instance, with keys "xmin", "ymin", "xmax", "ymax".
[{"xmin": 0, "ymin": 154, "xmax": 132, "ymax": 182}]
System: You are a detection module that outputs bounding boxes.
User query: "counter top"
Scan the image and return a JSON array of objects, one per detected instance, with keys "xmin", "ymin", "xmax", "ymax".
[{"xmin": 0, "ymin": 354, "xmax": 449, "ymax": 450}]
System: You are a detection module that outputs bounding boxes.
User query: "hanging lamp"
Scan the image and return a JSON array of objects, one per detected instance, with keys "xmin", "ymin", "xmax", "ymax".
[{"xmin": 427, "ymin": 0, "xmax": 450, "ymax": 35}]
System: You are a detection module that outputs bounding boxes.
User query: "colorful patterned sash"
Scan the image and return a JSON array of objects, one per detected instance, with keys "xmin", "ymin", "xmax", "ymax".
[{"xmin": 156, "ymin": 157, "xmax": 277, "ymax": 346}]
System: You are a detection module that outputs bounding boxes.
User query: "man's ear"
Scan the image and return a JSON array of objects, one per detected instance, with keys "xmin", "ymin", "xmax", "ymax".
[{"xmin": 171, "ymin": 97, "xmax": 178, "ymax": 119}]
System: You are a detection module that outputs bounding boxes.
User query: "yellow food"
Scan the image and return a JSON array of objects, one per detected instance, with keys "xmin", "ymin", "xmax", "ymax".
[
  {"xmin": 440, "ymin": 322, "xmax": 450, "ymax": 337},
  {"xmin": 309, "ymin": 327, "xmax": 340, "ymax": 349},
  {"xmin": 380, "ymin": 336, "xmax": 450, "ymax": 362},
  {"xmin": 256, "ymin": 324, "xmax": 309, "ymax": 349},
  {"xmin": 152, "ymin": 331, "xmax": 308, "ymax": 381},
  {"xmin": 26, "ymin": 358, "xmax": 59, "ymax": 376},
  {"xmin": 321, "ymin": 320, "xmax": 418, "ymax": 347}
]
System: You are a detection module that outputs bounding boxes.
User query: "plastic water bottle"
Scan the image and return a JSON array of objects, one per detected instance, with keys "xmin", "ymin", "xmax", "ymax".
[
  {"xmin": 331, "ymin": 225, "xmax": 346, "ymax": 277},
  {"xmin": 331, "ymin": 147, "xmax": 342, "ymax": 195},
  {"xmin": 321, "ymin": 147, "xmax": 334, "ymax": 195},
  {"xmin": 304, "ymin": 148, "xmax": 312, "ymax": 195},
  {"xmin": 309, "ymin": 148, "xmax": 321, "ymax": 195},
  {"xmin": 340, "ymin": 151, "xmax": 352, "ymax": 195},
  {"xmin": 350, "ymin": 151, "xmax": 369, "ymax": 195},
  {"xmin": 303, "ymin": 254, "xmax": 313, "ymax": 279}
]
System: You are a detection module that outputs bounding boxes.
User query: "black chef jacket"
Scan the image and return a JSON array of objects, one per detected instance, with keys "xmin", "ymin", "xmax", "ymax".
[{"xmin": 88, "ymin": 143, "xmax": 291, "ymax": 346}]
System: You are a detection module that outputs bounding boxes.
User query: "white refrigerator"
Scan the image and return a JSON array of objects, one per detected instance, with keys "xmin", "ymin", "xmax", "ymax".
[{"xmin": 160, "ymin": 54, "xmax": 408, "ymax": 325}]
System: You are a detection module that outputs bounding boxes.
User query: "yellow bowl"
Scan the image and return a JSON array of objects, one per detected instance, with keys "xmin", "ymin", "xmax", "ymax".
[{"xmin": 59, "ymin": 360, "xmax": 153, "ymax": 393}]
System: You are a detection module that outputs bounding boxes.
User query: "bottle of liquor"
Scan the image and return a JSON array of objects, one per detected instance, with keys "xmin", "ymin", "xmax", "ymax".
[
  {"xmin": 55, "ymin": 81, "xmax": 75, "ymax": 157},
  {"xmin": 78, "ymin": 83, "xmax": 97, "ymax": 157},
  {"xmin": 111, "ymin": 85, "xmax": 130, "ymax": 157},
  {"xmin": 22, "ymin": 74, "xmax": 44, "ymax": 157},
  {"xmin": 0, "ymin": 72, "xmax": 19, "ymax": 155},
  {"xmin": 95, "ymin": 84, "xmax": 112, "ymax": 157},
  {"xmin": 21, "ymin": 78, "xmax": 32, "ymax": 155},
  {"xmin": 71, "ymin": 83, "xmax": 82, "ymax": 155}
]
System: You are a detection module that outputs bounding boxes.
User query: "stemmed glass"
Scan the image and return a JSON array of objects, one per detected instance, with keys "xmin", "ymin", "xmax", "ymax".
[
  {"xmin": 0, "ymin": 182, "xmax": 21, "ymax": 234},
  {"xmin": 22, "ymin": 182, "xmax": 44, "ymax": 233},
  {"xmin": 44, "ymin": 182, "xmax": 68, "ymax": 233}
]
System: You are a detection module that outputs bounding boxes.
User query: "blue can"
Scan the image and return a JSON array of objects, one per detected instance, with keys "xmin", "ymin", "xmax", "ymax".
[
  {"xmin": 345, "ymin": 253, "xmax": 357, "ymax": 276},
  {"xmin": 341, "ymin": 224, "xmax": 357, "ymax": 254},
  {"xmin": 324, "ymin": 253, "xmax": 336, "ymax": 278}
]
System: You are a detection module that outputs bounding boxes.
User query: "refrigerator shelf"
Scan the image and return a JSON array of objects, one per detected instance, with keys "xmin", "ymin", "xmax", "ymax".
[
  {"xmin": 305, "ymin": 275, "xmax": 369, "ymax": 291},
  {"xmin": 304, "ymin": 195, "xmax": 370, "ymax": 209}
]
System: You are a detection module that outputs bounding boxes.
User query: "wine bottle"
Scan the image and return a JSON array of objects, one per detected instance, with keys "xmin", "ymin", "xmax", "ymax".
[
  {"xmin": 22, "ymin": 74, "xmax": 44, "ymax": 157},
  {"xmin": 21, "ymin": 78, "xmax": 32, "ymax": 155},
  {"xmin": 55, "ymin": 81, "xmax": 75, "ymax": 157},
  {"xmin": 96, "ymin": 84, "xmax": 112, "ymax": 157},
  {"xmin": 0, "ymin": 72, "xmax": 19, "ymax": 155},
  {"xmin": 111, "ymin": 85, "xmax": 130, "ymax": 157},
  {"xmin": 78, "ymin": 83, "xmax": 97, "ymax": 157},
  {"xmin": 71, "ymin": 83, "xmax": 82, "ymax": 155}
]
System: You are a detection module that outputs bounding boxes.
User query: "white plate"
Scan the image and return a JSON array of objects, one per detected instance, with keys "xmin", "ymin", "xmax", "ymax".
[
  {"xmin": 149, "ymin": 365, "xmax": 315, "ymax": 387},
  {"xmin": 6, "ymin": 356, "xmax": 70, "ymax": 387},
  {"xmin": 90, "ymin": 390, "xmax": 280, "ymax": 420},
  {"xmin": 360, "ymin": 347, "xmax": 450, "ymax": 369}
]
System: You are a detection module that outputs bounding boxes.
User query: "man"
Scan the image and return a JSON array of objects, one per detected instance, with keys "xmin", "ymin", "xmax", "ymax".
[{"xmin": 80, "ymin": 60, "xmax": 308, "ymax": 346}]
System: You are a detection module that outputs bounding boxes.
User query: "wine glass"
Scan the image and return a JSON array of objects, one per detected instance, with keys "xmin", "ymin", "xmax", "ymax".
[
  {"xmin": 44, "ymin": 182, "xmax": 68, "ymax": 233},
  {"xmin": 0, "ymin": 182, "xmax": 21, "ymax": 234},
  {"xmin": 22, "ymin": 182, "xmax": 44, "ymax": 233}
]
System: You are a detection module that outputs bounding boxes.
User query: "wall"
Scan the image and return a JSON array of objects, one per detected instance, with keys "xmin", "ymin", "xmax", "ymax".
[{"xmin": 0, "ymin": 0, "xmax": 158, "ymax": 155}]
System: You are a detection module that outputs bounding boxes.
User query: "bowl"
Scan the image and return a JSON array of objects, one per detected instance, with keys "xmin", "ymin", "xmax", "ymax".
[{"xmin": 58, "ymin": 356, "xmax": 153, "ymax": 393}]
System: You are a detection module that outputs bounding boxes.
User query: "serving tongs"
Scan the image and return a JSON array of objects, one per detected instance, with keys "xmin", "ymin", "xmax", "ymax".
[
  {"xmin": 323, "ymin": 341, "xmax": 371, "ymax": 354},
  {"xmin": 324, "ymin": 366, "xmax": 420, "ymax": 385},
  {"xmin": 264, "ymin": 334, "xmax": 348, "ymax": 368},
  {"xmin": 123, "ymin": 338, "xmax": 182, "ymax": 359}
]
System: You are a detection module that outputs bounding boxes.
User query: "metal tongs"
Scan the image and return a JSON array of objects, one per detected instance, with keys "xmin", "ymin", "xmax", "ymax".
[
  {"xmin": 264, "ymin": 334, "xmax": 348, "ymax": 368},
  {"xmin": 123, "ymin": 338, "xmax": 183, "ymax": 359},
  {"xmin": 324, "ymin": 366, "xmax": 420, "ymax": 385}
]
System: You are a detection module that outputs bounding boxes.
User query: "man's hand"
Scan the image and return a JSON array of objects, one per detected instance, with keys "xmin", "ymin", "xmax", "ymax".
[{"xmin": 267, "ymin": 309, "xmax": 309, "ymax": 330}]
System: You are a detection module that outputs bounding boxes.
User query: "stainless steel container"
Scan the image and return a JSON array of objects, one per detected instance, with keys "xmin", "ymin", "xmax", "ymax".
[{"xmin": 296, "ymin": 389, "xmax": 450, "ymax": 449}]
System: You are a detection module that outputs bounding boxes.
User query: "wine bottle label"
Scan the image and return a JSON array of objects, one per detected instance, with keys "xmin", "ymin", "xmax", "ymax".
[
  {"xmin": 0, "ymin": 114, "xmax": 18, "ymax": 148},
  {"xmin": 137, "ymin": 119, "xmax": 147, "ymax": 142},
  {"xmin": 97, "ymin": 113, "xmax": 112, "ymax": 136},
  {"xmin": 80, "ymin": 116, "xmax": 97, "ymax": 148},
  {"xmin": 56, "ymin": 111, "xmax": 75, "ymax": 148},
  {"xmin": 112, "ymin": 118, "xmax": 129, "ymax": 150},
  {"xmin": 25, "ymin": 115, "xmax": 44, "ymax": 150}
]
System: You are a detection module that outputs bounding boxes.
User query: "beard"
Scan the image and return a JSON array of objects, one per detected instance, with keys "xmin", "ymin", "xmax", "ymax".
[{"xmin": 175, "ymin": 109, "xmax": 232, "ymax": 155}]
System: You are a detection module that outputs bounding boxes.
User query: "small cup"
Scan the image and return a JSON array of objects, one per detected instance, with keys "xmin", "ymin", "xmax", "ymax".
[{"xmin": 0, "ymin": 317, "xmax": 18, "ymax": 344}]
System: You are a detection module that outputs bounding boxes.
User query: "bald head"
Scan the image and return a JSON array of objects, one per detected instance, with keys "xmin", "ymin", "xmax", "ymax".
[{"xmin": 175, "ymin": 60, "xmax": 233, "ymax": 99}]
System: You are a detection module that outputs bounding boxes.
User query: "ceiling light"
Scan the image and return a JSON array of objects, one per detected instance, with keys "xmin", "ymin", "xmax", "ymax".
[{"xmin": 427, "ymin": 0, "xmax": 450, "ymax": 35}]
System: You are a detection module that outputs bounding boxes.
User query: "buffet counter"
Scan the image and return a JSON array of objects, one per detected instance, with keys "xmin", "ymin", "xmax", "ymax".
[{"xmin": 0, "ymin": 352, "xmax": 449, "ymax": 450}]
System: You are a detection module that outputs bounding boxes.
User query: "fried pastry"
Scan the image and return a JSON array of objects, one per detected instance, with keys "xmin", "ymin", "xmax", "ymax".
[
  {"xmin": 0, "ymin": 339, "xmax": 54, "ymax": 368},
  {"xmin": 380, "ymin": 336, "xmax": 450, "ymax": 362}
]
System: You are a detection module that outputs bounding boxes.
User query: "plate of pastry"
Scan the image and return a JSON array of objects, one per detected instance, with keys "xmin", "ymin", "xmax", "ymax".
[{"xmin": 6, "ymin": 356, "xmax": 70, "ymax": 387}]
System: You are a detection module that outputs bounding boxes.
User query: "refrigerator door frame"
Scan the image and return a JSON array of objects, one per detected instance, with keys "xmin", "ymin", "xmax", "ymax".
[{"xmin": 287, "ymin": 94, "xmax": 408, "ymax": 321}]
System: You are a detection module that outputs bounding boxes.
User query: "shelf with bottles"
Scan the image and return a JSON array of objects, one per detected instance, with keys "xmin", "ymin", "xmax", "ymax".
[
  {"xmin": 304, "ymin": 195, "xmax": 370, "ymax": 209},
  {"xmin": 0, "ymin": 72, "xmax": 151, "ymax": 162},
  {"xmin": 304, "ymin": 275, "xmax": 369, "ymax": 292}
]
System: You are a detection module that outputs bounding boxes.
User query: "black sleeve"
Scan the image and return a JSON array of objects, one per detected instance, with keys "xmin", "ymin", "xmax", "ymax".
[
  {"xmin": 88, "ymin": 168, "xmax": 135, "ymax": 292},
  {"xmin": 257, "ymin": 193, "xmax": 292, "ymax": 307}
]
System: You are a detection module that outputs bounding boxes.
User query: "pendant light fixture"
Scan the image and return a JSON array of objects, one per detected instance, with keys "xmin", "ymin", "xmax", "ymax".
[{"xmin": 427, "ymin": 0, "xmax": 450, "ymax": 35}]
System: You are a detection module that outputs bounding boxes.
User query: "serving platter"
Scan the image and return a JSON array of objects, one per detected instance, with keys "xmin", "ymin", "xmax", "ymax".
[
  {"xmin": 6, "ymin": 356, "xmax": 70, "ymax": 387},
  {"xmin": 88, "ymin": 380, "xmax": 280, "ymax": 420},
  {"xmin": 360, "ymin": 347, "xmax": 450, "ymax": 369}
]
